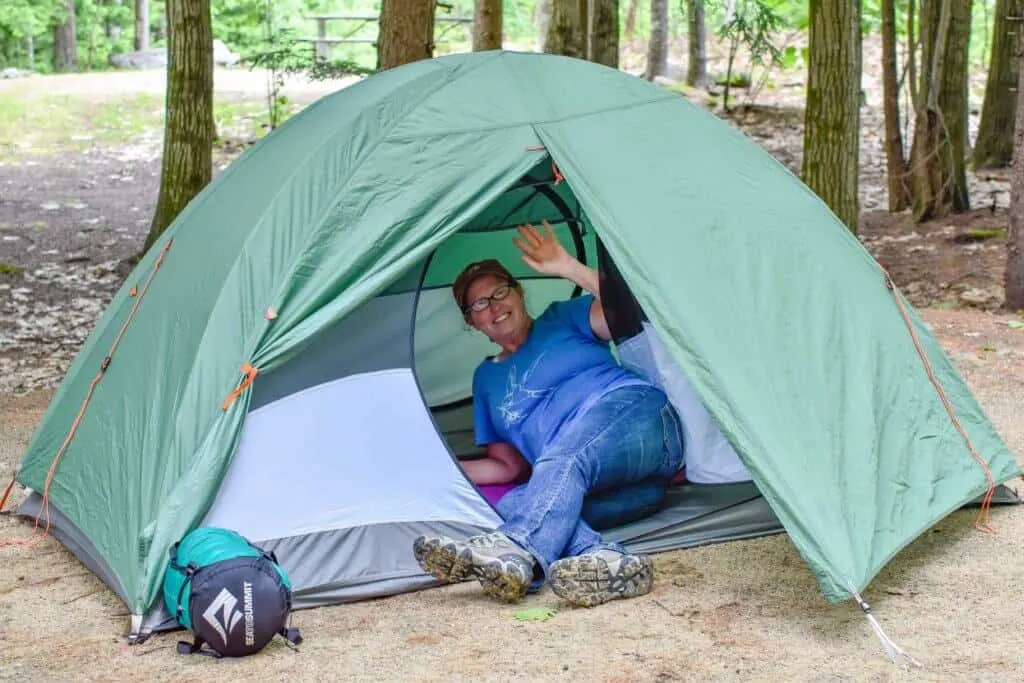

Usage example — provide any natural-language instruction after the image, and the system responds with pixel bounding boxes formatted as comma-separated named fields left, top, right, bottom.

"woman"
left=413, top=221, right=685, bottom=608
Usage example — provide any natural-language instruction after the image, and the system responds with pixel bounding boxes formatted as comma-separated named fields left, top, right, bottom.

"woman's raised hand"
left=513, top=221, right=574, bottom=276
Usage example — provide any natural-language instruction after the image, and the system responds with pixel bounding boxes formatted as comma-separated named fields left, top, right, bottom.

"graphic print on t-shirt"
left=497, top=351, right=552, bottom=428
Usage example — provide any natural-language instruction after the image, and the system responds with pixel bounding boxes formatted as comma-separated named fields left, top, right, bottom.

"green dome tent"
left=7, top=51, right=1019, bottom=642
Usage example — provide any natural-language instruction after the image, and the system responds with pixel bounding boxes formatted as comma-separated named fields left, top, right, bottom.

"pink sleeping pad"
left=477, top=483, right=517, bottom=506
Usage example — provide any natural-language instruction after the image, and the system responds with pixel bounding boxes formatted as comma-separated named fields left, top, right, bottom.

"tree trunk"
left=801, top=0, right=862, bottom=232
left=973, top=0, right=1022, bottom=168
left=644, top=0, right=668, bottom=80
left=882, top=0, right=910, bottom=211
left=106, top=0, right=124, bottom=40
left=624, top=0, right=639, bottom=39
left=685, top=0, right=707, bottom=87
left=908, top=0, right=919, bottom=110
left=1006, top=15, right=1024, bottom=309
left=472, top=0, right=502, bottom=50
left=144, top=0, right=214, bottom=253
left=136, top=0, right=150, bottom=50
left=909, top=0, right=972, bottom=222
left=377, top=0, right=436, bottom=70
left=53, top=0, right=77, bottom=73
left=578, top=0, right=589, bottom=59
left=589, top=0, right=618, bottom=67
left=536, top=0, right=552, bottom=51
left=545, top=0, right=584, bottom=58
left=154, top=13, right=167, bottom=43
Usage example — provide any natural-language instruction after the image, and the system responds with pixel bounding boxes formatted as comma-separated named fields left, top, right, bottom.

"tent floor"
left=604, top=480, right=1021, bottom=556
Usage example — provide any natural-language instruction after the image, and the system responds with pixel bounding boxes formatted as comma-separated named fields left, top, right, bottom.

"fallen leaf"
left=514, top=605, right=559, bottom=621
left=1006, top=321, right=1024, bottom=330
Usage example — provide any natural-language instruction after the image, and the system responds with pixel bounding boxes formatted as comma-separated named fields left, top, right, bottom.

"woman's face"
left=464, top=275, right=528, bottom=343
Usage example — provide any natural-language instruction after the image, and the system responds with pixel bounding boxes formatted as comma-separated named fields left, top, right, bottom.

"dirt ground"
left=1, top=310, right=1022, bottom=681
left=2, top=53, right=1024, bottom=681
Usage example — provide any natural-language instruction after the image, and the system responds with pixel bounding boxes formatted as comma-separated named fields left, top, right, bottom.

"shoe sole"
left=549, top=553, right=655, bottom=607
left=413, top=536, right=475, bottom=583
left=413, top=537, right=530, bottom=602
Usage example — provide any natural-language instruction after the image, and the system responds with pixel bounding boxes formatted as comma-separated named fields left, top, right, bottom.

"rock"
left=109, top=49, right=167, bottom=70
left=960, top=288, right=993, bottom=306
left=0, top=67, right=36, bottom=79
left=213, top=40, right=240, bottom=67
left=109, top=40, right=239, bottom=70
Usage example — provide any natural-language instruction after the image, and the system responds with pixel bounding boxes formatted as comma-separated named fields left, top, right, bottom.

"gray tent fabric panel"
left=965, top=483, right=1021, bottom=507
left=260, top=520, right=491, bottom=601
left=17, top=493, right=131, bottom=609
left=250, top=290, right=419, bottom=410
left=603, top=483, right=784, bottom=553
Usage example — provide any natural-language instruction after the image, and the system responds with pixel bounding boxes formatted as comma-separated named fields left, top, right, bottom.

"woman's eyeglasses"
left=464, top=283, right=513, bottom=313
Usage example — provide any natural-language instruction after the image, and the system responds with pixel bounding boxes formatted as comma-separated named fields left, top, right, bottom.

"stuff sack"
left=162, top=526, right=301, bottom=657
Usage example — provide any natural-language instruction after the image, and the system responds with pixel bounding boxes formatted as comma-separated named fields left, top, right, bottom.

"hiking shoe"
left=413, top=531, right=536, bottom=603
left=549, top=549, right=654, bottom=607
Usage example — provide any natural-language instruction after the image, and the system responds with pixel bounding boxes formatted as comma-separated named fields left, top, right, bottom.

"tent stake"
left=848, top=583, right=922, bottom=668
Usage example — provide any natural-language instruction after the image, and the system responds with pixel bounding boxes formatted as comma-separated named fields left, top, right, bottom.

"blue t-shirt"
left=472, top=294, right=649, bottom=463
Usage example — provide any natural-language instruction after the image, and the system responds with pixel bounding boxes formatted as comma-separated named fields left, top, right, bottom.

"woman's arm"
left=513, top=222, right=612, bottom=341
left=461, top=442, right=530, bottom=485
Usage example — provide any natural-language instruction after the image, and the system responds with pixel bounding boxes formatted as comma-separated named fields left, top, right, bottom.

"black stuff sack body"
left=162, top=526, right=301, bottom=657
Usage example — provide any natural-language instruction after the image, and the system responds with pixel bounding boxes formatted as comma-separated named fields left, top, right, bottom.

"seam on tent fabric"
left=380, top=94, right=678, bottom=143
left=503, top=50, right=558, bottom=121
left=254, top=511, right=499, bottom=548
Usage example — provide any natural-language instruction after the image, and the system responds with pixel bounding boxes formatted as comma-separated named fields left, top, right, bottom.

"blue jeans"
left=495, top=384, right=685, bottom=583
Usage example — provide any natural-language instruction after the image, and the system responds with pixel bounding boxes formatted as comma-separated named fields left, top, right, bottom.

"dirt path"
left=0, top=67, right=356, bottom=103
left=0, top=308, right=1022, bottom=682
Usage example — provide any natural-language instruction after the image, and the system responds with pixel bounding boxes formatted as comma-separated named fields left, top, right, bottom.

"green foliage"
left=513, top=605, right=559, bottom=621
left=244, top=26, right=372, bottom=129
left=710, top=0, right=788, bottom=111
left=716, top=0, right=786, bottom=67
left=75, top=0, right=136, bottom=70
left=0, top=0, right=1004, bottom=95
left=0, top=0, right=63, bottom=71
